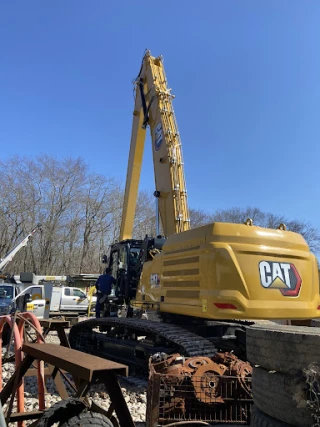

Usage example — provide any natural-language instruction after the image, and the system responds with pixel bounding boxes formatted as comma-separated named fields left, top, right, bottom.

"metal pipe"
left=163, top=422, right=211, bottom=427
left=155, top=196, right=160, bottom=236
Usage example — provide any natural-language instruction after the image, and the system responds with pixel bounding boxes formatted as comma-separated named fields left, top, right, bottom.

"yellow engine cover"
left=134, top=222, right=320, bottom=320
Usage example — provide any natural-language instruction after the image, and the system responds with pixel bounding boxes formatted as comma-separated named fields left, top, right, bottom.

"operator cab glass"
left=129, top=247, right=140, bottom=266
left=109, top=251, right=119, bottom=279
left=109, top=244, right=142, bottom=277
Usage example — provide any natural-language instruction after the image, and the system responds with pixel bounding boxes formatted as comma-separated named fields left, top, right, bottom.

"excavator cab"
left=104, top=239, right=143, bottom=304
left=102, top=235, right=166, bottom=314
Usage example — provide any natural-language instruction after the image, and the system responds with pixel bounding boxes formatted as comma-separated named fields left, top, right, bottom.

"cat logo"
left=259, top=261, right=302, bottom=297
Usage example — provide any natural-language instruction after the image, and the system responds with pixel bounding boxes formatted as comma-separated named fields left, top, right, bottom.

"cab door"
left=71, top=288, right=88, bottom=312
left=60, top=288, right=74, bottom=310
left=109, top=250, right=119, bottom=280
left=27, top=286, right=46, bottom=318
left=60, top=288, right=88, bottom=311
left=109, top=247, right=129, bottom=296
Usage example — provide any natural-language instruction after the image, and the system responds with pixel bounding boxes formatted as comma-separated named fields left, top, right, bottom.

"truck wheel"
left=37, top=398, right=115, bottom=427
left=252, top=367, right=313, bottom=426
left=250, top=405, right=294, bottom=427
left=37, top=398, right=87, bottom=427
left=61, top=412, right=114, bottom=427
left=247, top=324, right=320, bottom=374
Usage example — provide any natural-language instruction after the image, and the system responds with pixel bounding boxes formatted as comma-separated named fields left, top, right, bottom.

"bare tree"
left=79, top=175, right=122, bottom=273
left=0, top=154, right=318, bottom=275
left=133, top=191, right=157, bottom=239
left=189, top=208, right=214, bottom=228
left=286, top=220, right=320, bottom=254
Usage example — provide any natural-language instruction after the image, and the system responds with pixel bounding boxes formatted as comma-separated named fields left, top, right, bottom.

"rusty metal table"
left=39, top=319, right=71, bottom=348
left=0, top=343, right=135, bottom=427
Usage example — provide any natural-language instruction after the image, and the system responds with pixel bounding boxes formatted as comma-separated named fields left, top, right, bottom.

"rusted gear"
left=192, top=362, right=225, bottom=404
left=182, top=356, right=212, bottom=374
left=230, top=359, right=252, bottom=396
left=213, top=351, right=252, bottom=396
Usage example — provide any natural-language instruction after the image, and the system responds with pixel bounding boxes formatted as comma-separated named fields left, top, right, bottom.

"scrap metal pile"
left=147, top=352, right=253, bottom=426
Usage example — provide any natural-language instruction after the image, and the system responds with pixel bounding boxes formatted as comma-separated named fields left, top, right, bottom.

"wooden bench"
left=0, top=343, right=135, bottom=427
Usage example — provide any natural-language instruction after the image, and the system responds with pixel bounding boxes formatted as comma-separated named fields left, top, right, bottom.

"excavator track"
left=69, top=318, right=217, bottom=372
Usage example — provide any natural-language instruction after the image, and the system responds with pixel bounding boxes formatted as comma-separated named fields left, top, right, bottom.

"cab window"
left=129, top=247, right=140, bottom=266
left=64, top=288, right=71, bottom=296
left=119, top=246, right=127, bottom=270
left=110, top=251, right=119, bottom=279
left=72, top=289, right=86, bottom=298
left=31, top=287, right=42, bottom=300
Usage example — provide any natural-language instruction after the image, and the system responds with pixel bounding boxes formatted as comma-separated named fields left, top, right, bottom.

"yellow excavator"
left=69, top=50, right=320, bottom=368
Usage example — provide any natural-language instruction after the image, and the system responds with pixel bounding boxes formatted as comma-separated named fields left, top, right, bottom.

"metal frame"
left=0, top=315, right=135, bottom=427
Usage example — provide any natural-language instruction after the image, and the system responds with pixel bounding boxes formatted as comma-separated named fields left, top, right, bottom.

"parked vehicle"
left=50, top=286, right=90, bottom=313
left=0, top=280, right=92, bottom=319
left=0, top=282, right=52, bottom=319
left=0, top=283, right=25, bottom=315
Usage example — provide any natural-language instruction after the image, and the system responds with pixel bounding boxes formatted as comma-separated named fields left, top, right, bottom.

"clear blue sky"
left=1, top=1, right=319, bottom=230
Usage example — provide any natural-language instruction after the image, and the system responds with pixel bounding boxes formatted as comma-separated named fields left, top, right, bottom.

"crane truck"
left=0, top=224, right=41, bottom=274
left=0, top=224, right=43, bottom=315
left=69, top=50, right=320, bottom=369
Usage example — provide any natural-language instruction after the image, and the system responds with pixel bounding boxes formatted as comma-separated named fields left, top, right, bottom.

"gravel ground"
left=2, top=329, right=147, bottom=426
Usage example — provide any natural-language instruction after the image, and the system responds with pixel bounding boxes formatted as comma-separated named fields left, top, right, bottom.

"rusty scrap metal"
left=163, top=397, right=185, bottom=415
left=147, top=351, right=253, bottom=425
left=151, top=353, right=183, bottom=372
left=213, top=352, right=253, bottom=396
left=192, top=361, right=227, bottom=404
left=182, top=356, right=213, bottom=375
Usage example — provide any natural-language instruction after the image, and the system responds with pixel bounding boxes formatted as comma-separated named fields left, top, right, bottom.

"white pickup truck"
left=50, top=287, right=90, bottom=312
left=0, top=282, right=94, bottom=319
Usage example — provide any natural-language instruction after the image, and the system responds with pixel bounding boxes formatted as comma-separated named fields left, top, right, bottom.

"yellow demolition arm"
left=119, top=50, right=190, bottom=240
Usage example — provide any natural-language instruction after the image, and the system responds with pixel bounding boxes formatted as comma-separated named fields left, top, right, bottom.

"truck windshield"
left=0, top=286, right=13, bottom=299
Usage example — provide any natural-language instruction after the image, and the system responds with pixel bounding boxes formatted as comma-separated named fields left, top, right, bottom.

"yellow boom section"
left=119, top=50, right=190, bottom=240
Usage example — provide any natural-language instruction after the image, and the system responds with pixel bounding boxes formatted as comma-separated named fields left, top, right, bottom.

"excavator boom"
left=119, top=50, right=190, bottom=240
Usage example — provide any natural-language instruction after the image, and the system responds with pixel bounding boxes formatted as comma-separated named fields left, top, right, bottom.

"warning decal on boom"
left=154, top=123, right=163, bottom=151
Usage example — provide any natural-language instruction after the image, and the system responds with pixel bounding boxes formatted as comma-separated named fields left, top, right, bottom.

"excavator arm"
left=119, top=50, right=190, bottom=240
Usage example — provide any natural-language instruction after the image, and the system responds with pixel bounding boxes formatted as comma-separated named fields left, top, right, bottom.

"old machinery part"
left=192, top=362, right=226, bottom=404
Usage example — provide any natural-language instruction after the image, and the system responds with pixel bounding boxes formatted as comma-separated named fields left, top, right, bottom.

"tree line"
left=0, top=155, right=319, bottom=275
